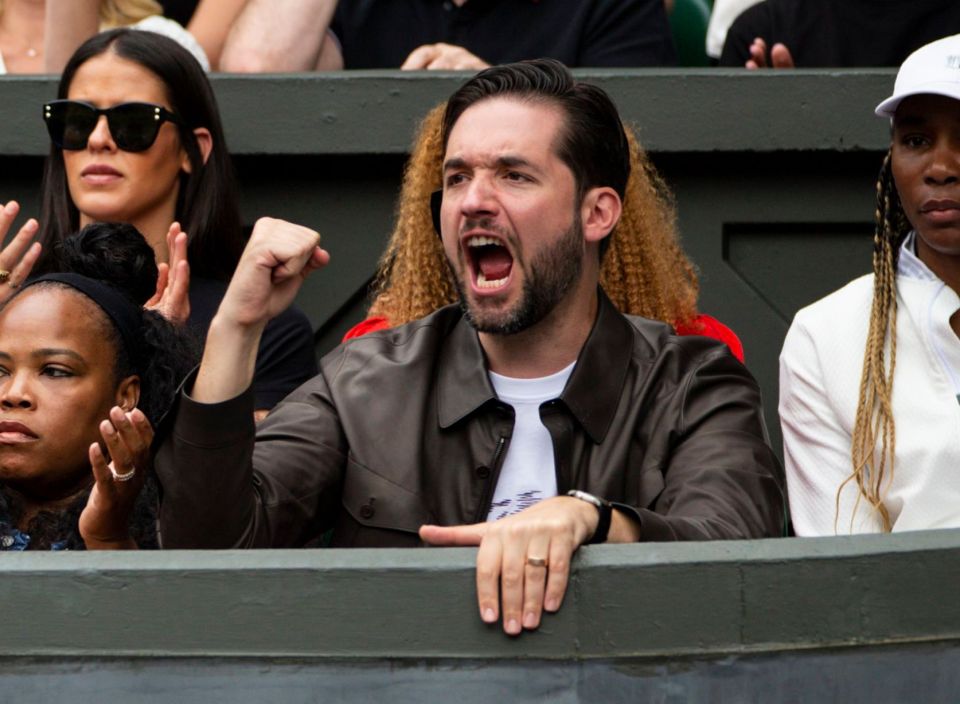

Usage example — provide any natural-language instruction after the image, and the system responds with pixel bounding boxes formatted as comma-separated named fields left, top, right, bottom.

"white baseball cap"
left=875, top=33, right=960, bottom=118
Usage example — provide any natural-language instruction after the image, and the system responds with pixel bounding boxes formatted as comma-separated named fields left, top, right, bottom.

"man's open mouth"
left=466, top=235, right=513, bottom=289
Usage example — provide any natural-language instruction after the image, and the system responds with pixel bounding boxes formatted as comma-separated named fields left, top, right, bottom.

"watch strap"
left=566, top=490, right=612, bottom=544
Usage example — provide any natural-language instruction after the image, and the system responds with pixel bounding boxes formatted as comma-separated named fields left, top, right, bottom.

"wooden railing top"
left=0, top=69, right=895, bottom=157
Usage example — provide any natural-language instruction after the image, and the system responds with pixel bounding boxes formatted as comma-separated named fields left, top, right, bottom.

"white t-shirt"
left=486, top=362, right=575, bottom=521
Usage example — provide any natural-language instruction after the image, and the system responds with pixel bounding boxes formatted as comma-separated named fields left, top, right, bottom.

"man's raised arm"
left=192, top=218, right=328, bottom=404
left=156, top=218, right=329, bottom=549
left=219, top=0, right=341, bottom=72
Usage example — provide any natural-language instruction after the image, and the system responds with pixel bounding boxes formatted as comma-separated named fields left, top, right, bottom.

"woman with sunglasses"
left=34, top=28, right=317, bottom=418
left=779, top=34, right=960, bottom=534
left=0, top=222, right=196, bottom=550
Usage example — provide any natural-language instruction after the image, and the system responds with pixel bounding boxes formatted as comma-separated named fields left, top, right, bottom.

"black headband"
left=24, top=273, right=142, bottom=360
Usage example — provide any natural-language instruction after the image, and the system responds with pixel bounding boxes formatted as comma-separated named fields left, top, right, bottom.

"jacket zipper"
left=474, top=435, right=508, bottom=523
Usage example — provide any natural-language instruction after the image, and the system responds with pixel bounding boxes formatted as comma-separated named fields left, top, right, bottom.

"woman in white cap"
left=780, top=33, right=960, bottom=535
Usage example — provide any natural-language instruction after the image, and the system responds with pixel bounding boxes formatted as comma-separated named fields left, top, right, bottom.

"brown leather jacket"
left=156, top=292, right=785, bottom=548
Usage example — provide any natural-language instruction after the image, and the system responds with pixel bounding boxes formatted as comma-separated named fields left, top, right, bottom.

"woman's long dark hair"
left=0, top=223, right=200, bottom=550
left=37, top=28, right=244, bottom=281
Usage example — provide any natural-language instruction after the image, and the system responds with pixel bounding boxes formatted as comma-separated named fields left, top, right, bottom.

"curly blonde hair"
left=369, top=103, right=700, bottom=327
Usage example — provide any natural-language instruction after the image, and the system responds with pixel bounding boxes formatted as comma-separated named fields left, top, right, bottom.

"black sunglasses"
left=43, top=100, right=182, bottom=152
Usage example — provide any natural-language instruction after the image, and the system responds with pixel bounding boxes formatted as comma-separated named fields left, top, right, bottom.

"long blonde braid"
left=842, top=150, right=911, bottom=532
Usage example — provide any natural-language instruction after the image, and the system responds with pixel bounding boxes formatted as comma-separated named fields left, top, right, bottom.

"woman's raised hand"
left=145, top=222, right=191, bottom=324
left=79, top=407, right=155, bottom=550
left=0, top=201, right=42, bottom=304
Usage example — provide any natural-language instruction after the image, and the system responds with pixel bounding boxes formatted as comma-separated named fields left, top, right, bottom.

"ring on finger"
left=526, top=556, right=548, bottom=568
left=0, top=269, right=9, bottom=284
left=111, top=466, right=136, bottom=482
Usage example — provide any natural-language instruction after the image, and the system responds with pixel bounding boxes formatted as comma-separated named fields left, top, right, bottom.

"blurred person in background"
left=220, top=0, right=676, bottom=72
left=44, top=0, right=249, bottom=72
left=720, top=0, right=960, bottom=68
left=0, top=0, right=208, bottom=74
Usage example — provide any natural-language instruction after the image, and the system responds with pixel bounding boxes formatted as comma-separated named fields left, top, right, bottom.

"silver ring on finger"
left=111, top=466, right=136, bottom=482
left=526, top=556, right=548, bottom=568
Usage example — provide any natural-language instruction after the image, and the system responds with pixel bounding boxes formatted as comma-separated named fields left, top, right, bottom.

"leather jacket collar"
left=437, top=289, right=633, bottom=443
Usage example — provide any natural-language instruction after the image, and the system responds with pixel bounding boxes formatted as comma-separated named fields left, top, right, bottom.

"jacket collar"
left=437, top=309, right=498, bottom=429
left=560, top=290, right=633, bottom=444
left=437, top=290, right=633, bottom=443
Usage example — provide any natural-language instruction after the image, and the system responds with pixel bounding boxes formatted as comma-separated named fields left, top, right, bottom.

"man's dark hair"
left=37, top=28, right=244, bottom=282
left=442, top=59, right=631, bottom=202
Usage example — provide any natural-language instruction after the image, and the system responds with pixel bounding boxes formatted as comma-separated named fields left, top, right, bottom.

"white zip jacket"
left=780, top=233, right=960, bottom=535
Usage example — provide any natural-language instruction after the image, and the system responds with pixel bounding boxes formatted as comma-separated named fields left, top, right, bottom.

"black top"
left=720, top=0, right=960, bottom=67
left=331, top=0, right=677, bottom=68
left=158, top=0, right=198, bottom=26
left=188, top=277, right=317, bottom=410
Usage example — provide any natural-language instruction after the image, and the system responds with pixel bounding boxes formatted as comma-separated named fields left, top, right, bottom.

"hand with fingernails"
left=419, top=494, right=639, bottom=636
left=145, top=222, right=191, bottom=325
left=78, top=406, right=154, bottom=550
left=0, top=201, right=42, bottom=299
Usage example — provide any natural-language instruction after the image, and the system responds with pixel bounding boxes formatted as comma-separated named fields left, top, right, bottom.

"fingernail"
left=483, top=608, right=496, bottom=623
left=523, top=612, right=537, bottom=629
left=506, top=619, right=520, bottom=635
left=544, top=598, right=558, bottom=612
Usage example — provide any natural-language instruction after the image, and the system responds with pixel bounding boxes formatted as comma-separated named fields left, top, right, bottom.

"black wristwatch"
left=566, top=490, right=612, bottom=544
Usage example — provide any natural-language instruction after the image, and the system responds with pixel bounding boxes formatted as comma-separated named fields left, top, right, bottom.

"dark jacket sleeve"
left=582, top=0, right=677, bottom=67
left=618, top=348, right=786, bottom=540
left=155, top=371, right=346, bottom=549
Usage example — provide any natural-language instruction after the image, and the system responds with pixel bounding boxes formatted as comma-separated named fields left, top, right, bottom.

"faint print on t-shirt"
left=488, top=490, right=544, bottom=522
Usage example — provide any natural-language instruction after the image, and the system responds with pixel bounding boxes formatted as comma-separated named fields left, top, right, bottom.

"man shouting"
left=156, top=60, right=784, bottom=636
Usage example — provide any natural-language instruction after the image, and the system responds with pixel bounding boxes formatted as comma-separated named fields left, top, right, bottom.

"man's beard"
left=454, top=216, right=584, bottom=336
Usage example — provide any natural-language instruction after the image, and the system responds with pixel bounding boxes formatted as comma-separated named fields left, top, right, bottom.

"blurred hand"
left=0, top=201, right=42, bottom=304
left=79, top=407, right=154, bottom=550
left=401, top=43, right=490, bottom=71
left=745, top=37, right=795, bottom=69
